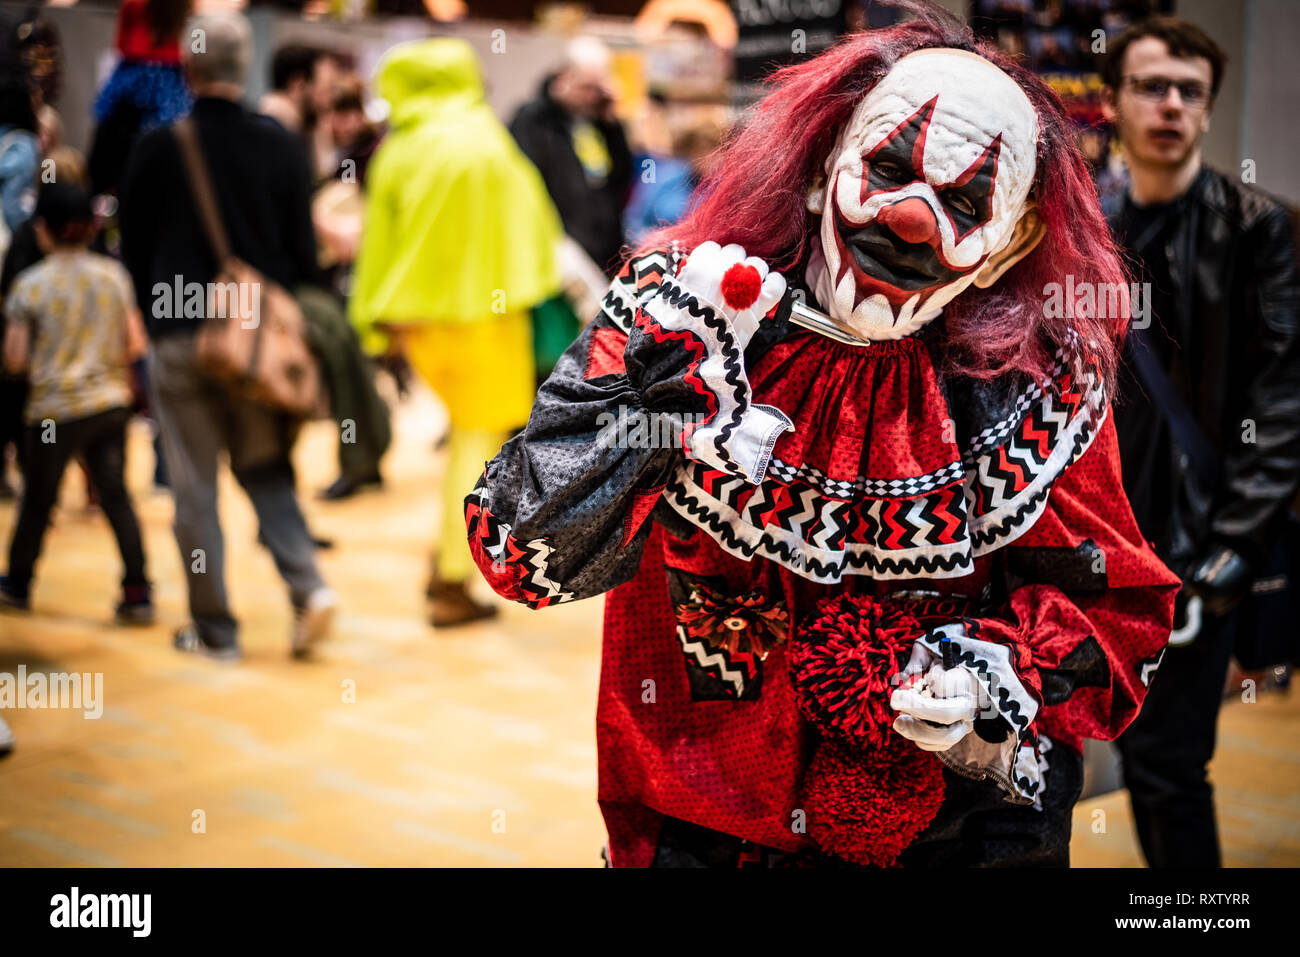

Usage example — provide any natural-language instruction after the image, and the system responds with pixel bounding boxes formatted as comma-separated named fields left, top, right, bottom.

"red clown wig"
left=645, top=0, right=1127, bottom=393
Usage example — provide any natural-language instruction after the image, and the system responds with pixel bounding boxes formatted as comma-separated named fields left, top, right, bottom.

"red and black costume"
left=465, top=14, right=1178, bottom=867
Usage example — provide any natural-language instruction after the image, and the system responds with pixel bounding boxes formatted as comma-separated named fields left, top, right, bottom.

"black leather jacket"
left=1106, top=166, right=1300, bottom=569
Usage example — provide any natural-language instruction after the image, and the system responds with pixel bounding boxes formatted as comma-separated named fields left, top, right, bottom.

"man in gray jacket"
left=120, top=12, right=335, bottom=660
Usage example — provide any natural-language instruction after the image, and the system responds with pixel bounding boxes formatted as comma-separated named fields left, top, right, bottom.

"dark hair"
left=0, top=70, right=35, bottom=132
left=145, top=0, right=192, bottom=47
left=1102, top=15, right=1228, bottom=98
left=36, top=183, right=94, bottom=245
left=331, top=74, right=366, bottom=113
left=271, top=44, right=327, bottom=92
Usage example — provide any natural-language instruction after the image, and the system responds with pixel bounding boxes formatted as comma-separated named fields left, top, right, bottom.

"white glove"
left=675, top=241, right=787, bottom=351
left=644, top=241, right=793, bottom=484
left=890, top=642, right=992, bottom=752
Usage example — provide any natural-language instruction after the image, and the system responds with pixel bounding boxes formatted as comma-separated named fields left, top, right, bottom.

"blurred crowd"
left=0, top=0, right=751, bottom=785
left=0, top=0, right=718, bottom=659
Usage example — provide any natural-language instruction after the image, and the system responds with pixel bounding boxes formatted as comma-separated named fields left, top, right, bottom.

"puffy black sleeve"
left=464, top=248, right=709, bottom=606
left=466, top=242, right=796, bottom=607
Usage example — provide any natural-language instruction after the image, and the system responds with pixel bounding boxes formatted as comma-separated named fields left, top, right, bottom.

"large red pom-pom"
left=720, top=263, right=762, bottom=310
left=789, top=593, right=920, bottom=748
left=790, top=593, right=945, bottom=866
left=803, top=736, right=946, bottom=867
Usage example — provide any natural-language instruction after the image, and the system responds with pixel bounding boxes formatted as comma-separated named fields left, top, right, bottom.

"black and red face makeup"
left=808, top=50, right=1040, bottom=339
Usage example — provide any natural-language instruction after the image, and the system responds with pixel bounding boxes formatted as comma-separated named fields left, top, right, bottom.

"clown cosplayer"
left=465, top=7, right=1179, bottom=867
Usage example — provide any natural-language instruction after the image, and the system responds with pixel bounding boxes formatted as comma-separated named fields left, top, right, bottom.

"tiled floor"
left=0, top=387, right=1295, bottom=866
left=1072, top=687, right=1300, bottom=866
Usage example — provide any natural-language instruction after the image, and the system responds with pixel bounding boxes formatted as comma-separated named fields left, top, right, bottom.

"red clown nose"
left=875, top=197, right=939, bottom=246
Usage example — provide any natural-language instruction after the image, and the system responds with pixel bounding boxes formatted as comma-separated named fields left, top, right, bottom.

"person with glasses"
left=1101, top=16, right=1300, bottom=867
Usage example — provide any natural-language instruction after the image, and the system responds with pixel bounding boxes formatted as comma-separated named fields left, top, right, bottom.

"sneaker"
left=291, top=587, right=337, bottom=658
left=115, top=585, right=155, bottom=626
left=0, top=576, right=29, bottom=612
left=0, top=715, right=13, bottom=758
left=173, top=625, right=241, bottom=662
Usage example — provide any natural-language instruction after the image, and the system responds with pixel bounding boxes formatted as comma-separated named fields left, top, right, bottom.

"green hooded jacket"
left=349, top=38, right=562, bottom=349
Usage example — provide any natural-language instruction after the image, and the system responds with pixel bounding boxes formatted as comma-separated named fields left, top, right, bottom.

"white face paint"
left=806, top=49, right=1039, bottom=339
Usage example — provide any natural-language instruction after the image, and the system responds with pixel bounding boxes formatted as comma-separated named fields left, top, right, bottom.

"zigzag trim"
left=600, top=286, right=637, bottom=333
left=969, top=397, right=1107, bottom=555
left=602, top=248, right=676, bottom=333
left=661, top=371, right=1104, bottom=584
left=961, top=340, right=1073, bottom=464
left=608, top=250, right=1104, bottom=594
left=962, top=378, right=1048, bottom=464
left=646, top=275, right=751, bottom=480
left=676, top=625, right=748, bottom=696
left=662, top=474, right=974, bottom=583
left=465, top=479, right=575, bottom=608
left=632, top=293, right=717, bottom=448
left=919, top=622, right=1037, bottom=737
left=1016, top=733, right=1048, bottom=805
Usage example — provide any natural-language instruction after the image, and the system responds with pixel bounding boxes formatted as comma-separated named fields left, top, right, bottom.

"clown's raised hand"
left=639, top=241, right=793, bottom=485
left=674, top=242, right=787, bottom=349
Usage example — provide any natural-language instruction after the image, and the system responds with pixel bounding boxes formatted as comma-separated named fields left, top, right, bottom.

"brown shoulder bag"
left=172, top=117, right=323, bottom=417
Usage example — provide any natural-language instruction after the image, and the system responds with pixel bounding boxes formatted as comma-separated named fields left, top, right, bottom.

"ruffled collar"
left=661, top=267, right=1108, bottom=583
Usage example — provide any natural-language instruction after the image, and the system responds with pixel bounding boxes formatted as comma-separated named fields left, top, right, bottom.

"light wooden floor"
left=0, top=386, right=1296, bottom=866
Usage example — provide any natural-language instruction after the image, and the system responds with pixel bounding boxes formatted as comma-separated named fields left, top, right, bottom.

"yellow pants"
left=404, top=314, right=534, bottom=582
left=403, top=313, right=534, bottom=433
left=433, top=428, right=504, bottom=581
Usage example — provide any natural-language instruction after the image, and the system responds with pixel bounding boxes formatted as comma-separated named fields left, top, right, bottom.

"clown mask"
left=806, top=48, right=1045, bottom=340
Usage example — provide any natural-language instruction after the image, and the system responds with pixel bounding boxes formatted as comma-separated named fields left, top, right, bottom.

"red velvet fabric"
left=751, top=334, right=959, bottom=486
left=595, top=414, right=1178, bottom=865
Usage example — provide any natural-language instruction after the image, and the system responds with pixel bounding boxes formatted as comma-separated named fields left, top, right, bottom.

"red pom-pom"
left=720, top=263, right=762, bottom=310
left=803, top=736, right=946, bottom=867
left=789, top=594, right=919, bottom=748
left=790, top=593, right=945, bottom=866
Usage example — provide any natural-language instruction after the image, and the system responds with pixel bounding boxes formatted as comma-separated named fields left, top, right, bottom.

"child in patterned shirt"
left=0, top=183, right=152, bottom=622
